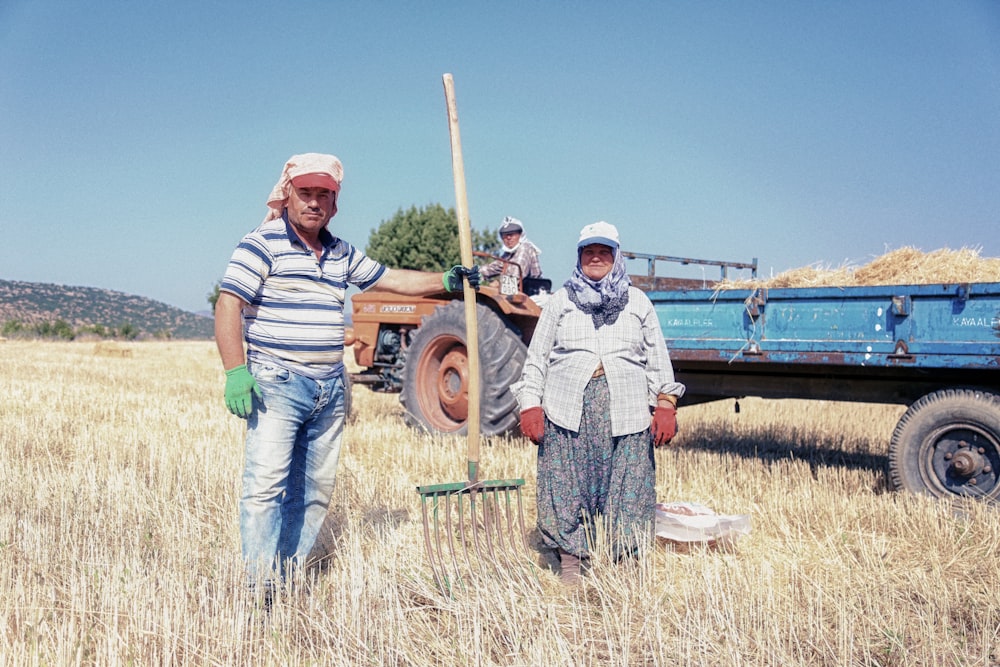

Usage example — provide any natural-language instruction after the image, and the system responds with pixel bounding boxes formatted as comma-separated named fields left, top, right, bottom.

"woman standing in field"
left=512, top=222, right=685, bottom=585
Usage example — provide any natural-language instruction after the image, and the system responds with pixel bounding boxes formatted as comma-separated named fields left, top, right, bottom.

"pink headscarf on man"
left=263, top=153, right=344, bottom=223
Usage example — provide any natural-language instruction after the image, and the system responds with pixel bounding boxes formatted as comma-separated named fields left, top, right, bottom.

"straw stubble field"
left=2, top=340, right=999, bottom=666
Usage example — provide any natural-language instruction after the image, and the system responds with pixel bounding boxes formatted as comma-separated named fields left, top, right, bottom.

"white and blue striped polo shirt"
left=220, top=215, right=386, bottom=379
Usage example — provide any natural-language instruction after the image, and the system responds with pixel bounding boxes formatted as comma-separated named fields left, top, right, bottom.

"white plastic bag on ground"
left=654, top=501, right=751, bottom=544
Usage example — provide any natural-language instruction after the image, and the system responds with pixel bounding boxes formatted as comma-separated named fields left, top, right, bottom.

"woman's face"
left=579, top=243, right=615, bottom=281
left=500, top=231, right=521, bottom=249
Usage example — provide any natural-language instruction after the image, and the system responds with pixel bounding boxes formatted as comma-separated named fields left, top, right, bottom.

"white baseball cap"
left=577, top=221, right=620, bottom=250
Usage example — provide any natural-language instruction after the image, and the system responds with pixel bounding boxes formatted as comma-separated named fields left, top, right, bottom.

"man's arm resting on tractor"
left=371, top=268, right=452, bottom=296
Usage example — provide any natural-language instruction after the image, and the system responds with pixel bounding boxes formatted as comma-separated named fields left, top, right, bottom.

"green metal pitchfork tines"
left=416, top=478, right=533, bottom=594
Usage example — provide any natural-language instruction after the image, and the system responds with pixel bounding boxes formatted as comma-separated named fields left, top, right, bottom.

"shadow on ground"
left=678, top=426, right=892, bottom=493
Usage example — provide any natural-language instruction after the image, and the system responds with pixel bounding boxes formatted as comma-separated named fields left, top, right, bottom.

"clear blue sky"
left=2, top=1, right=998, bottom=313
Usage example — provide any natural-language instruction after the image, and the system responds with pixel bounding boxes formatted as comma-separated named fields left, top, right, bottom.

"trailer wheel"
left=888, top=389, right=1000, bottom=501
left=401, top=300, right=527, bottom=436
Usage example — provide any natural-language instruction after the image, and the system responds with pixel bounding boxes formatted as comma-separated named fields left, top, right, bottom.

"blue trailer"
left=626, top=251, right=1000, bottom=502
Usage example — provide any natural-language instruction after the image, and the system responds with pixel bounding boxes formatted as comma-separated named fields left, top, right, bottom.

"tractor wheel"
left=888, top=388, right=1000, bottom=502
left=400, top=300, right=527, bottom=436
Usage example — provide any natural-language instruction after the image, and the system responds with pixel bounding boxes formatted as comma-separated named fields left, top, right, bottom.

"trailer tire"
left=401, top=300, right=527, bottom=436
left=888, top=388, right=1000, bottom=502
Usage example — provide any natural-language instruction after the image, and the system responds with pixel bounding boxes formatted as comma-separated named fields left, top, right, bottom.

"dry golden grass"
left=2, top=340, right=999, bottom=666
left=719, top=246, right=1000, bottom=289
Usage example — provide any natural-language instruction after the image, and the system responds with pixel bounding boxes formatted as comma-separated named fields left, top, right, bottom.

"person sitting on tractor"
left=481, top=216, right=543, bottom=287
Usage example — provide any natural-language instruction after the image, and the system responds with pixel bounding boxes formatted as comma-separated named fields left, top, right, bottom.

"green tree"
left=2, top=320, right=25, bottom=337
left=366, top=204, right=500, bottom=271
left=117, top=323, right=139, bottom=340
left=34, top=320, right=75, bottom=340
left=473, top=226, right=502, bottom=258
left=207, top=281, right=221, bottom=313
left=53, top=320, right=75, bottom=340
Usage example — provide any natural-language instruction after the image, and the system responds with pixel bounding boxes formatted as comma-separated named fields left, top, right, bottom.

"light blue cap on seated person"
left=577, top=221, right=620, bottom=250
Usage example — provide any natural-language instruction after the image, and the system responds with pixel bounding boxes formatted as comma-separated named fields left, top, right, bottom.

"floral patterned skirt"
left=536, top=375, right=655, bottom=559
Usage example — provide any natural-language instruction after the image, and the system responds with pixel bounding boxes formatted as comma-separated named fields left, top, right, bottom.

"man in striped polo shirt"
left=215, top=153, right=479, bottom=595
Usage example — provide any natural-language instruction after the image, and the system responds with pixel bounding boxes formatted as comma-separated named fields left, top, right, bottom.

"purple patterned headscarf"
left=564, top=246, right=631, bottom=328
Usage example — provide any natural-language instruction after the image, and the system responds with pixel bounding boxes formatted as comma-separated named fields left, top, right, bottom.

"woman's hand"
left=651, top=406, right=677, bottom=446
left=519, top=406, right=545, bottom=444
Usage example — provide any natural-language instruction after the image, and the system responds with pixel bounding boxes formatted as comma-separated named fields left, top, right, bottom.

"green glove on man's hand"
left=224, top=364, right=261, bottom=418
left=442, top=265, right=482, bottom=292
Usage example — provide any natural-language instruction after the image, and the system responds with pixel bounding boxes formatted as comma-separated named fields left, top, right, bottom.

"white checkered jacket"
left=511, top=286, right=685, bottom=437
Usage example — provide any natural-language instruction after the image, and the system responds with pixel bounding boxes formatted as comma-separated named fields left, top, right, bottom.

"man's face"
left=500, top=231, right=521, bottom=249
left=286, top=185, right=337, bottom=236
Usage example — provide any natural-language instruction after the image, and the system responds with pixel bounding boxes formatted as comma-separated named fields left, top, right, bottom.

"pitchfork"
left=415, top=74, right=535, bottom=594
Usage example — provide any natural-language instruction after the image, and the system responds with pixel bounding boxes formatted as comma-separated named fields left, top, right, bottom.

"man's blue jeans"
left=241, top=359, right=346, bottom=583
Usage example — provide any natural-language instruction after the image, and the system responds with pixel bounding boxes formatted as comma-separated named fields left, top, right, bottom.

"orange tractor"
left=345, top=253, right=550, bottom=436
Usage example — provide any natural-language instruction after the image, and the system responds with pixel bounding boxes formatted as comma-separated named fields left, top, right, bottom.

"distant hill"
left=0, top=279, right=214, bottom=339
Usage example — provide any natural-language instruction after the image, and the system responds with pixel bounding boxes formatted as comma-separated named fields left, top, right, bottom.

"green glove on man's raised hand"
left=224, top=364, right=261, bottom=418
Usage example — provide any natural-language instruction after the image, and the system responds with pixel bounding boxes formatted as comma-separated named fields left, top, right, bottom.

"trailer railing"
left=621, top=251, right=758, bottom=281
left=622, top=251, right=758, bottom=291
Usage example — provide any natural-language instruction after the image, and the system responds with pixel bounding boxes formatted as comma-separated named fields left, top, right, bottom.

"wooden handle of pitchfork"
left=443, top=73, right=481, bottom=484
